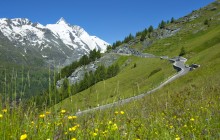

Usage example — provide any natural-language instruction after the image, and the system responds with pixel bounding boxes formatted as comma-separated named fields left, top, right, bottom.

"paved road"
left=76, top=57, right=191, bottom=116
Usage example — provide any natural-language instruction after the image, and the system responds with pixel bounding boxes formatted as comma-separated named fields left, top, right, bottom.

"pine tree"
left=95, top=65, right=106, bottom=81
left=79, top=55, right=89, bottom=65
left=124, top=33, right=134, bottom=43
left=135, top=31, right=142, bottom=37
left=107, top=45, right=112, bottom=51
left=159, top=20, right=166, bottom=29
left=140, top=28, right=148, bottom=41
left=148, top=25, right=154, bottom=32
left=171, top=17, right=175, bottom=23
left=140, top=33, right=146, bottom=41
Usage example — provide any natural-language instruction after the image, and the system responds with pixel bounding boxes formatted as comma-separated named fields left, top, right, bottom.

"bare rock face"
left=151, top=28, right=181, bottom=39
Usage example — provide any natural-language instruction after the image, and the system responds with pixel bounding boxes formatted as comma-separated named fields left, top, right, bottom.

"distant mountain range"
left=0, top=17, right=109, bottom=66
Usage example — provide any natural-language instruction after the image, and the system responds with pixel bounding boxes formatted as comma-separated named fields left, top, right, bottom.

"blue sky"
left=0, top=0, right=215, bottom=44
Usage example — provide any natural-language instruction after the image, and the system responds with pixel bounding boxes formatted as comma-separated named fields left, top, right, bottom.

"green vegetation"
left=158, top=20, right=166, bottom=29
left=123, top=33, right=135, bottom=44
left=0, top=64, right=50, bottom=101
left=171, top=17, right=175, bottom=23
left=109, top=25, right=154, bottom=50
left=179, top=47, right=186, bottom=56
left=0, top=1, right=220, bottom=139
left=204, top=19, right=209, bottom=25
left=54, top=56, right=176, bottom=112
left=59, top=63, right=120, bottom=102
left=60, top=49, right=101, bottom=79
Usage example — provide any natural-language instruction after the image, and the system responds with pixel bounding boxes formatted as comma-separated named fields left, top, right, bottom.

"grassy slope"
left=48, top=1, right=220, bottom=139
left=114, top=45, right=220, bottom=139
left=55, top=56, right=176, bottom=112
left=145, top=1, right=220, bottom=57
left=55, top=1, right=220, bottom=113
left=76, top=3, right=220, bottom=139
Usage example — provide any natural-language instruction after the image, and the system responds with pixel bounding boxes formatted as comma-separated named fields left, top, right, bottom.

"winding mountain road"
left=76, top=57, right=191, bottom=116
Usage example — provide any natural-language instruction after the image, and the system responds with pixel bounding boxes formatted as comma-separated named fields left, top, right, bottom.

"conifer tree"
left=171, top=17, right=175, bottom=23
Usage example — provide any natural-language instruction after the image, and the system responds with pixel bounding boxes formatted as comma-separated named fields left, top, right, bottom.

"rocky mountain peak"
left=56, top=17, right=68, bottom=25
left=0, top=17, right=109, bottom=66
left=11, top=18, right=32, bottom=26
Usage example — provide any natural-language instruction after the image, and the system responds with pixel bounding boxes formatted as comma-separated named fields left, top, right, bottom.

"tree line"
left=107, top=33, right=135, bottom=51
left=59, top=49, right=101, bottom=79
left=107, top=17, right=176, bottom=51
left=60, top=63, right=120, bottom=100
left=32, top=63, right=120, bottom=109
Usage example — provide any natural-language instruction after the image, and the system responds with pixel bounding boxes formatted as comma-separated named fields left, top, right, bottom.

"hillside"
left=0, top=18, right=109, bottom=101
left=51, top=1, right=220, bottom=139
left=0, top=1, right=219, bottom=139
left=55, top=0, right=220, bottom=111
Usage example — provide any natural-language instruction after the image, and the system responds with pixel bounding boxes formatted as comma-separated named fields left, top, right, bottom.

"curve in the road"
left=76, top=56, right=191, bottom=116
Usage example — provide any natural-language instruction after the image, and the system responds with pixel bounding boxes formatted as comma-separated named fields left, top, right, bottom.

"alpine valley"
left=0, top=17, right=109, bottom=99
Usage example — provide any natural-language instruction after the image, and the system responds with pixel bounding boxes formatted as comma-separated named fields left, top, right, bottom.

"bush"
left=204, top=19, right=209, bottom=26
left=179, top=47, right=186, bottom=56
left=133, top=63, right=137, bottom=68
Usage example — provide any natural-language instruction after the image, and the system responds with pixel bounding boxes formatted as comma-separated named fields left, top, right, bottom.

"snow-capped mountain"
left=0, top=17, right=109, bottom=66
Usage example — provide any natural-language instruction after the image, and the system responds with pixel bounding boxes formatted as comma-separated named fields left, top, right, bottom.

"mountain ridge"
left=0, top=17, right=109, bottom=66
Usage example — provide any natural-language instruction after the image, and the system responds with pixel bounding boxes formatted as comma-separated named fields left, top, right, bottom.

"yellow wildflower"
left=183, top=124, right=187, bottom=128
left=175, top=134, right=181, bottom=140
left=46, top=111, right=51, bottom=115
left=76, top=124, right=80, bottom=128
left=39, top=114, right=45, bottom=118
left=108, top=121, right=112, bottom=125
left=69, top=126, right=77, bottom=132
left=20, top=134, right=27, bottom=140
left=61, top=109, right=66, bottom=113
left=68, top=116, right=77, bottom=120
left=102, top=130, right=108, bottom=135
left=170, top=125, right=173, bottom=129
left=71, top=138, right=76, bottom=140
left=2, top=109, right=7, bottom=113
left=0, top=114, right=3, bottom=118
left=190, top=118, right=195, bottom=121
left=92, top=132, right=97, bottom=137
left=120, top=111, right=125, bottom=115
left=112, top=123, right=118, bottom=131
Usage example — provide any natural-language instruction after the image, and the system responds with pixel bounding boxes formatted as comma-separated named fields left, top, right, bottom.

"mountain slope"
left=0, top=1, right=219, bottom=139
left=53, top=0, right=220, bottom=124
left=50, top=1, right=220, bottom=139
left=0, top=17, right=109, bottom=66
